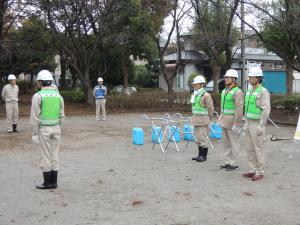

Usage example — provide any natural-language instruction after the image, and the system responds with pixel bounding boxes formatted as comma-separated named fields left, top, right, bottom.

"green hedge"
left=60, top=90, right=85, bottom=103
left=271, top=94, right=300, bottom=111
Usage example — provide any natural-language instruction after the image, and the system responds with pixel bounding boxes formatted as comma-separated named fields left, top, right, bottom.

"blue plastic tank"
left=168, top=127, right=180, bottom=142
left=210, top=123, right=222, bottom=139
left=183, top=124, right=195, bottom=141
left=152, top=127, right=163, bottom=143
left=132, top=127, right=144, bottom=145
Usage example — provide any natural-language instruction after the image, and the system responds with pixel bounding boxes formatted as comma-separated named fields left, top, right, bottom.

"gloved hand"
left=32, top=135, right=39, bottom=145
left=232, top=125, right=243, bottom=135
left=256, top=126, right=264, bottom=136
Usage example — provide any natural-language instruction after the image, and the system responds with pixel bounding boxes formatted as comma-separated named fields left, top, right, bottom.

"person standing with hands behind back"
left=243, top=67, right=270, bottom=181
left=190, top=75, right=214, bottom=162
left=30, top=70, right=64, bottom=189
left=217, top=69, right=244, bottom=171
left=93, top=77, right=107, bottom=121
left=2, top=74, right=19, bottom=133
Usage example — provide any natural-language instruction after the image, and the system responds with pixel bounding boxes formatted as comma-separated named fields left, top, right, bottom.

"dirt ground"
left=0, top=111, right=300, bottom=225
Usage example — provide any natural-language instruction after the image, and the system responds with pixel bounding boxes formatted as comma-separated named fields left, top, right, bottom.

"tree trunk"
left=30, top=74, right=34, bottom=87
left=72, top=65, right=94, bottom=105
left=60, top=54, right=67, bottom=90
left=212, top=60, right=221, bottom=93
left=286, top=65, right=294, bottom=95
left=122, top=56, right=129, bottom=88
left=166, top=78, right=174, bottom=104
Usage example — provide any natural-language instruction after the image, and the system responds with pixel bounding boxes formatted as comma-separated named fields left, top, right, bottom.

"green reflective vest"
left=245, top=85, right=263, bottom=120
left=192, top=89, right=208, bottom=115
left=221, top=86, right=239, bottom=115
left=39, top=89, right=61, bottom=126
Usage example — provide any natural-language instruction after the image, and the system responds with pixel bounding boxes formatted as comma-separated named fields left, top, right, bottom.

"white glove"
left=32, top=135, right=39, bottom=145
left=256, top=126, right=264, bottom=136
left=232, top=125, right=243, bottom=135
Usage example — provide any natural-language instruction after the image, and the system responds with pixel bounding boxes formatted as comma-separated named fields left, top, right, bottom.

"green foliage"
left=17, top=80, right=31, bottom=94
left=60, top=90, right=85, bottom=103
left=271, top=94, right=300, bottom=112
left=0, top=16, right=56, bottom=76
left=133, top=60, right=159, bottom=88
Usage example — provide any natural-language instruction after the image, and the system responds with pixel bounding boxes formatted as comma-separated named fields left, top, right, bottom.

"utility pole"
left=241, top=1, right=246, bottom=90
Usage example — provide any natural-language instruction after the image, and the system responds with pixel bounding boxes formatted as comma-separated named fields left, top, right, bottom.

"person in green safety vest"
left=190, top=75, right=214, bottom=162
left=217, top=69, right=244, bottom=171
left=30, top=70, right=65, bottom=189
left=242, top=67, right=270, bottom=181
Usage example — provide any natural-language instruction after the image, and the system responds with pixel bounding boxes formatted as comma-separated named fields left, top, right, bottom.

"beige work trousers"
left=222, top=128, right=240, bottom=166
left=244, top=121, right=265, bottom=175
left=38, top=125, right=62, bottom=172
left=194, top=126, right=209, bottom=148
left=5, top=101, right=19, bottom=131
left=95, top=99, right=106, bottom=120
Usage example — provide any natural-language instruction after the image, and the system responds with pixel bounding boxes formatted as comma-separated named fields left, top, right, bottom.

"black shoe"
left=202, top=147, right=208, bottom=160
left=52, top=170, right=58, bottom=189
left=220, top=164, right=230, bottom=169
left=13, top=124, right=18, bottom=132
left=196, top=156, right=207, bottom=162
left=226, top=165, right=239, bottom=171
left=36, top=172, right=52, bottom=189
left=192, top=146, right=203, bottom=160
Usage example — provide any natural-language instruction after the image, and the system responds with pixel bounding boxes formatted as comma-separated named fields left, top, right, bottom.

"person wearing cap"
left=190, top=75, right=214, bottom=162
left=93, top=77, right=107, bottom=121
left=242, top=67, right=270, bottom=181
left=217, top=69, right=244, bottom=171
left=1, top=74, right=19, bottom=133
left=30, top=70, right=65, bottom=189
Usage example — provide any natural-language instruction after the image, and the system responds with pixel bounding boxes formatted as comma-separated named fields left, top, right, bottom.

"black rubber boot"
left=36, top=171, right=52, bottom=189
left=197, top=147, right=208, bottom=162
left=52, top=170, right=58, bottom=189
left=13, top=124, right=18, bottom=132
left=192, top=146, right=202, bottom=160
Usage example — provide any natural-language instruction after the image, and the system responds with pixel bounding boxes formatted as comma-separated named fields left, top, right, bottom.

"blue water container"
left=210, top=123, right=222, bottom=139
left=132, top=127, right=144, bottom=145
left=183, top=124, right=194, bottom=141
left=152, top=127, right=163, bottom=143
left=168, top=127, right=180, bottom=142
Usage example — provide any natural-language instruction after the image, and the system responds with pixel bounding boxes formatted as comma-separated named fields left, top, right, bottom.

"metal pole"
left=241, top=1, right=246, bottom=91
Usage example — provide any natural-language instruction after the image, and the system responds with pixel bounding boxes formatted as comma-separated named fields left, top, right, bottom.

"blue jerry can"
left=183, top=124, right=194, bottom=141
left=152, top=127, right=163, bottom=143
left=132, top=127, right=144, bottom=145
left=168, top=127, right=180, bottom=142
left=210, top=123, right=222, bottom=139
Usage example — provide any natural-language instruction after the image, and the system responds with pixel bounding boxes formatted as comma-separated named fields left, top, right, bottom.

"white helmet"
left=8, top=74, right=17, bottom=80
left=98, top=77, right=103, bottom=82
left=224, top=69, right=238, bottom=78
left=193, top=75, right=206, bottom=84
left=248, top=67, right=263, bottom=77
left=37, top=70, right=53, bottom=81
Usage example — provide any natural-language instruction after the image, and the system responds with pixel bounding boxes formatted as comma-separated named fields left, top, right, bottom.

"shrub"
left=60, top=90, right=85, bottom=103
left=17, top=80, right=32, bottom=94
left=271, top=94, right=300, bottom=112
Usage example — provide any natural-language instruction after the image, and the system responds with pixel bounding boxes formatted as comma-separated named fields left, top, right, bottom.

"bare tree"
left=191, top=0, right=240, bottom=93
left=235, top=0, right=300, bottom=94
left=151, top=0, right=190, bottom=103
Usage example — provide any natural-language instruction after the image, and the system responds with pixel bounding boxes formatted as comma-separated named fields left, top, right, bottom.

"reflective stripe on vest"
left=39, top=89, right=61, bottom=126
left=245, top=85, right=263, bottom=120
left=192, top=89, right=208, bottom=115
left=221, top=87, right=239, bottom=115
left=95, top=86, right=105, bottom=99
